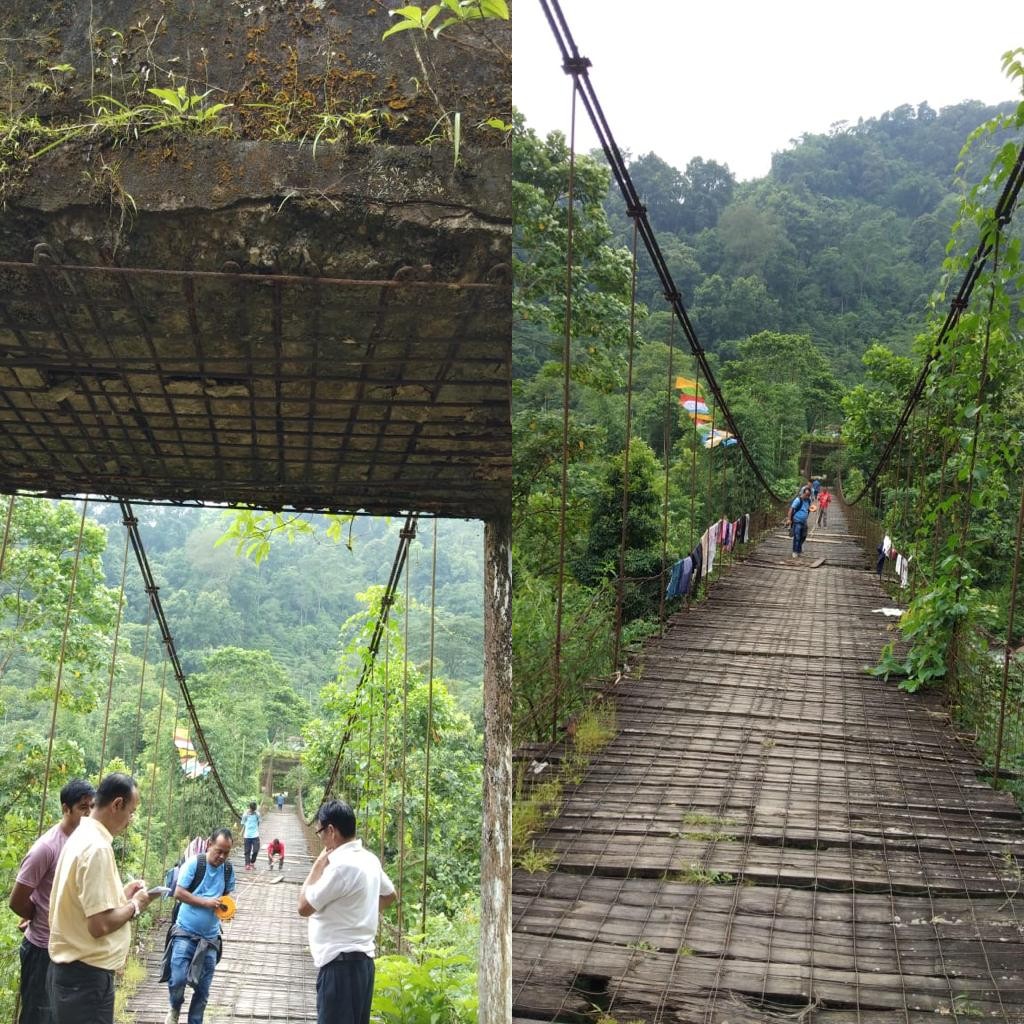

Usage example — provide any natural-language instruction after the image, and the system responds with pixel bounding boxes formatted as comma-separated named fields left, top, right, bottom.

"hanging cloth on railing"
left=702, top=525, right=719, bottom=577
left=666, top=556, right=694, bottom=600
left=895, top=553, right=911, bottom=588
left=688, top=542, right=703, bottom=594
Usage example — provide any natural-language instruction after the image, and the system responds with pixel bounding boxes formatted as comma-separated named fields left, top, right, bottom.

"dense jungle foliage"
left=512, top=71, right=1024, bottom=757
left=839, top=54, right=1024, bottom=801
left=0, top=501, right=486, bottom=1017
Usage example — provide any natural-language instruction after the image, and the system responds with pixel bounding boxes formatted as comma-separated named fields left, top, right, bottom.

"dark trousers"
left=49, top=961, right=115, bottom=1024
left=243, top=837, right=260, bottom=865
left=316, top=957, right=375, bottom=1024
left=792, top=520, right=808, bottom=554
left=18, top=938, right=52, bottom=1024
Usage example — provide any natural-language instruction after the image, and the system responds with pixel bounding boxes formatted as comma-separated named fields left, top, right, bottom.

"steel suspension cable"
left=659, top=314, right=676, bottom=634
left=849, top=142, right=1024, bottom=504
left=948, top=228, right=1001, bottom=688
left=163, top=698, right=181, bottom=876
left=552, top=78, right=579, bottom=740
left=994, top=475, right=1024, bottom=785
left=131, top=603, right=153, bottom=771
left=705, top=395, right=716, bottom=594
left=364, top=658, right=375, bottom=837
left=539, top=0, right=782, bottom=503
left=690, top=359, right=700, bottom=559
left=929, top=348, right=960, bottom=580
left=612, top=218, right=640, bottom=670
left=37, top=498, right=89, bottom=837
left=396, top=551, right=411, bottom=948
left=118, top=499, right=242, bottom=821
left=142, top=657, right=169, bottom=879
left=380, top=628, right=390, bottom=863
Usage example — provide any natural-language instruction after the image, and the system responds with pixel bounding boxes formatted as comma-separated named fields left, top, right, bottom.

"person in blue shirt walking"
left=787, top=485, right=813, bottom=558
left=164, top=829, right=235, bottom=1024
left=240, top=803, right=260, bottom=871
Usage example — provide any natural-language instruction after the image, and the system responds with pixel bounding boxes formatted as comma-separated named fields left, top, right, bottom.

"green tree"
left=302, top=587, right=482, bottom=924
left=0, top=499, right=119, bottom=714
left=577, top=439, right=664, bottom=624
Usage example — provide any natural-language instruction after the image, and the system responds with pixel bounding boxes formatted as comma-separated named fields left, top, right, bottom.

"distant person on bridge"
left=240, top=802, right=261, bottom=871
left=817, top=487, right=831, bottom=527
left=8, top=778, right=96, bottom=1024
left=162, top=828, right=235, bottom=1024
left=298, top=800, right=397, bottom=1024
left=787, top=485, right=812, bottom=559
left=47, top=773, right=156, bottom=1024
left=267, top=838, right=285, bottom=870
left=276, top=793, right=285, bottom=812
left=811, top=477, right=821, bottom=503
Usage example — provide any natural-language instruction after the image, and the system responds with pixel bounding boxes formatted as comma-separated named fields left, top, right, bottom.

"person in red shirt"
left=267, top=838, right=285, bottom=871
left=817, top=487, right=832, bottom=528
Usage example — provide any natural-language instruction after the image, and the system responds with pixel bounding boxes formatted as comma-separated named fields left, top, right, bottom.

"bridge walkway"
left=512, top=504, right=1024, bottom=1022
left=127, top=803, right=318, bottom=1024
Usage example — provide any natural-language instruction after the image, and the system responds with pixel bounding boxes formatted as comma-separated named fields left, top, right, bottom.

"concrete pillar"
left=480, top=513, right=511, bottom=1023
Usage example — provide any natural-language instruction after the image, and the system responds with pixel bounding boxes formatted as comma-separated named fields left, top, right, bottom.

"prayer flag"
left=675, top=376, right=702, bottom=393
left=703, top=429, right=737, bottom=449
left=173, top=725, right=195, bottom=756
left=679, top=393, right=710, bottom=414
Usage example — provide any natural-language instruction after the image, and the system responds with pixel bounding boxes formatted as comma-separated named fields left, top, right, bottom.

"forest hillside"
left=611, top=99, right=1018, bottom=377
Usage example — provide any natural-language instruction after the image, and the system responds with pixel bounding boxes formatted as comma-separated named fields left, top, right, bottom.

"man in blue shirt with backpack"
left=162, top=829, right=235, bottom=1024
left=787, top=485, right=813, bottom=559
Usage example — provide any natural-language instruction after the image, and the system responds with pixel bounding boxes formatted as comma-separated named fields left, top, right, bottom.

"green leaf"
left=382, top=19, right=422, bottom=39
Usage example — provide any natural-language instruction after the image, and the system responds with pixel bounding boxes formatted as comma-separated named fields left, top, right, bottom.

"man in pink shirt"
left=8, top=779, right=96, bottom=1024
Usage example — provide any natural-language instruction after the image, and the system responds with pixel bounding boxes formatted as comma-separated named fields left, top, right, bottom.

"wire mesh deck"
left=512, top=504, right=1024, bottom=1022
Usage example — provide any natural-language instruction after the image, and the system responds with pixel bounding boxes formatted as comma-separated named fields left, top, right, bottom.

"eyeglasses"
left=315, top=824, right=329, bottom=836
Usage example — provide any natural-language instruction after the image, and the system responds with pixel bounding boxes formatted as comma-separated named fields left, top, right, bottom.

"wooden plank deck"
left=126, top=804, right=319, bottom=1023
left=513, top=505, right=1024, bottom=1022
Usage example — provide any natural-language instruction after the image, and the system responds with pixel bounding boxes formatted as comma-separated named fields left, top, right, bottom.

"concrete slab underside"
left=0, top=143, right=511, bottom=518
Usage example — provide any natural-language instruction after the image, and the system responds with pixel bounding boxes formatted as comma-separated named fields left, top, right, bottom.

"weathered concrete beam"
left=1, top=0, right=510, bottom=149
left=1, top=139, right=510, bottom=279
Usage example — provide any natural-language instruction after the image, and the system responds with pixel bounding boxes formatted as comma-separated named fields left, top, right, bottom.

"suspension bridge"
left=510, top=2, right=1024, bottom=1018
left=0, top=11, right=514, bottom=1006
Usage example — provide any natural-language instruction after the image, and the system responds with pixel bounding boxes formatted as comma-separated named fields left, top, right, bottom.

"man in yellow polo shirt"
left=48, top=773, right=156, bottom=1024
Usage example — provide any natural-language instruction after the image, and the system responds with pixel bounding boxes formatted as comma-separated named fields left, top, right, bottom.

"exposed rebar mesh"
left=0, top=258, right=511, bottom=518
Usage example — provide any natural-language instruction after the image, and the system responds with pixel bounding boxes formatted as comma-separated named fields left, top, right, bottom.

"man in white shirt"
left=297, top=800, right=396, bottom=1024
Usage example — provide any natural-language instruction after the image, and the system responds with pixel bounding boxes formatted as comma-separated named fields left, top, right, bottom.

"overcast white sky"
left=513, top=1, right=1021, bottom=181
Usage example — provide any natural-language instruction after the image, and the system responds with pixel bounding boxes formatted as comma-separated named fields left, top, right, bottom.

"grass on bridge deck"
left=513, top=504, right=1024, bottom=1023
left=126, top=804, right=319, bottom=1024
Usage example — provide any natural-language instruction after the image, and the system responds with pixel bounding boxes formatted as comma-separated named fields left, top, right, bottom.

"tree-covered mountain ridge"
left=615, top=98, right=1018, bottom=378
